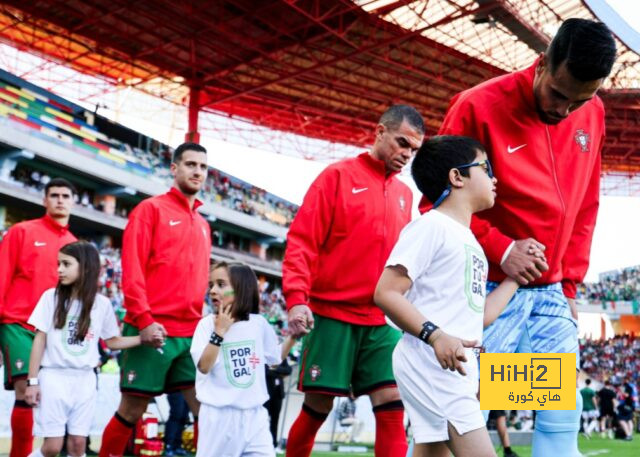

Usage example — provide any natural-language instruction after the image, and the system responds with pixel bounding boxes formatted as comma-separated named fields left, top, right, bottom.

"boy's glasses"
left=455, top=159, right=494, bottom=179
left=432, top=159, right=494, bottom=208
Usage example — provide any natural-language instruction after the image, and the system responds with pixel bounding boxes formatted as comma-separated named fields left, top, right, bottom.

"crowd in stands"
left=4, top=164, right=134, bottom=218
left=0, top=70, right=297, bottom=227
left=2, top=160, right=298, bottom=226
left=577, top=266, right=640, bottom=302
left=203, top=169, right=297, bottom=227
left=580, top=335, right=640, bottom=386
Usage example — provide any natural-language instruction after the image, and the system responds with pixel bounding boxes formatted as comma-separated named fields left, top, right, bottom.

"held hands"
left=214, top=303, right=235, bottom=336
left=502, top=238, right=549, bottom=285
left=25, top=385, right=40, bottom=406
left=140, top=322, right=167, bottom=349
left=429, top=329, right=477, bottom=376
left=287, top=304, right=314, bottom=338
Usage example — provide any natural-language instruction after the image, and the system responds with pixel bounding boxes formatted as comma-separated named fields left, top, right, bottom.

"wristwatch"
left=26, top=378, right=39, bottom=387
left=418, top=321, right=439, bottom=345
left=209, top=332, right=224, bottom=347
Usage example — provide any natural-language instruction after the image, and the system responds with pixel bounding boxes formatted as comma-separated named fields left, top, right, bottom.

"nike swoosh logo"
left=507, top=144, right=527, bottom=154
left=169, top=220, right=181, bottom=226
left=34, top=241, right=46, bottom=247
left=352, top=187, right=368, bottom=194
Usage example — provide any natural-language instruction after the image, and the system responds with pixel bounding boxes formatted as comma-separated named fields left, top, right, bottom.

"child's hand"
left=151, top=330, right=165, bottom=348
left=25, top=385, right=40, bottom=406
left=528, top=243, right=547, bottom=263
left=214, top=304, right=234, bottom=336
left=430, top=330, right=477, bottom=376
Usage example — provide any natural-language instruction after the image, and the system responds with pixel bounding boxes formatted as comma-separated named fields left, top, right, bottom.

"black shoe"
left=504, top=450, right=520, bottom=457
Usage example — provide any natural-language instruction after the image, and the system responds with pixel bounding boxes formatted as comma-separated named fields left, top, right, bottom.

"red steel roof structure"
left=0, top=0, right=638, bottom=176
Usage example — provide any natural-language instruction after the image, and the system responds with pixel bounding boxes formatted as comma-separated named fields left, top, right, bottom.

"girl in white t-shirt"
left=191, top=261, right=295, bottom=457
left=24, top=241, right=144, bottom=457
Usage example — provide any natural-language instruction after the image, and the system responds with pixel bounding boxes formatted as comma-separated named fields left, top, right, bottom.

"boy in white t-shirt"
left=374, top=136, right=543, bottom=457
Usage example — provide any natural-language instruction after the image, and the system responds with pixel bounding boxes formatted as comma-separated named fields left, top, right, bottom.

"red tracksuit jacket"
left=0, top=215, right=77, bottom=328
left=420, top=60, right=603, bottom=298
left=283, top=152, right=413, bottom=325
left=122, top=187, right=211, bottom=336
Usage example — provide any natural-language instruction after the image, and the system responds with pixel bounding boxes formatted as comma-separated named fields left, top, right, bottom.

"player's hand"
left=214, top=303, right=234, bottom=336
left=140, top=322, right=167, bottom=348
left=430, top=330, right=477, bottom=376
left=502, top=238, right=549, bottom=285
left=25, top=385, right=40, bottom=406
left=287, top=304, right=314, bottom=337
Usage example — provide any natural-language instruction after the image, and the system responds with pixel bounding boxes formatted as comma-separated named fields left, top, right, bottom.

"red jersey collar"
left=358, top=152, right=401, bottom=179
left=42, top=214, right=70, bottom=234
left=520, top=58, right=541, bottom=121
left=169, top=186, right=203, bottom=212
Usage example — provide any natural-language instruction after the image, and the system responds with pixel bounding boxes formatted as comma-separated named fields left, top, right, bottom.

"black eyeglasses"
left=456, top=159, right=494, bottom=179
left=432, top=159, right=494, bottom=208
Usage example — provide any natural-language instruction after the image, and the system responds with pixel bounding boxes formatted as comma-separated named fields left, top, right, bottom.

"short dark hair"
left=379, top=104, right=425, bottom=135
left=411, top=135, right=486, bottom=203
left=211, top=261, right=259, bottom=321
left=585, top=379, right=591, bottom=386
left=172, top=142, right=207, bottom=163
left=547, top=18, right=616, bottom=81
left=45, top=177, right=77, bottom=196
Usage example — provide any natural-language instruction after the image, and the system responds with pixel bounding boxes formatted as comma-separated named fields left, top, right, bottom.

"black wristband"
left=418, top=321, right=439, bottom=345
left=209, top=332, right=224, bottom=346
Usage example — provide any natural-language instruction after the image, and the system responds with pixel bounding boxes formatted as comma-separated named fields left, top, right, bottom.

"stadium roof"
left=0, top=0, right=638, bottom=173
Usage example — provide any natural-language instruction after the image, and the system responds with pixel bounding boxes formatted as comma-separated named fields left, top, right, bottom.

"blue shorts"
left=483, top=282, right=579, bottom=369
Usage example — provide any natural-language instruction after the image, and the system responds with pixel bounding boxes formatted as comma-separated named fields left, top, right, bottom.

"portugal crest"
left=310, top=364, right=322, bottom=382
left=574, top=129, right=590, bottom=152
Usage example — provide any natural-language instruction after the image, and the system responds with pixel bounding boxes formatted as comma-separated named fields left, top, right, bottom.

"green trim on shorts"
left=119, top=323, right=196, bottom=396
left=0, top=323, right=35, bottom=389
left=298, top=314, right=401, bottom=396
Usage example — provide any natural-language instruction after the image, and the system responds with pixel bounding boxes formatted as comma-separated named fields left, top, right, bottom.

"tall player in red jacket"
left=284, top=105, right=424, bottom=457
left=419, top=19, right=616, bottom=457
left=99, top=143, right=211, bottom=457
left=0, top=178, right=77, bottom=457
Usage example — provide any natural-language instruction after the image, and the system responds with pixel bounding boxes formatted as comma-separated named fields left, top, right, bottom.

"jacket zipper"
left=545, top=126, right=566, bottom=275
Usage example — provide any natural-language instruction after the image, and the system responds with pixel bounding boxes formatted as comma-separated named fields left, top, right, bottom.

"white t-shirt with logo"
left=385, top=209, right=488, bottom=343
left=190, top=313, right=281, bottom=409
left=28, top=289, right=120, bottom=369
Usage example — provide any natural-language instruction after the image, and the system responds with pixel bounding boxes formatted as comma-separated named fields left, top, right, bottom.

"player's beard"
left=176, top=177, right=201, bottom=196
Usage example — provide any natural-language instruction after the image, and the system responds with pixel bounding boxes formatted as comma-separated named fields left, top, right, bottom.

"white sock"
left=28, top=448, right=45, bottom=457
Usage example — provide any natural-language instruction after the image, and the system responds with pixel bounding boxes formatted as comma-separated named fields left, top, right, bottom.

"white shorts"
left=34, top=367, right=97, bottom=437
left=393, top=336, right=485, bottom=443
left=196, top=404, right=274, bottom=457
left=582, top=409, right=599, bottom=420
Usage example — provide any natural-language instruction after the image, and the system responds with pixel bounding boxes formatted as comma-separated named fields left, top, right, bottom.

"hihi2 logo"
left=479, top=353, right=576, bottom=410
